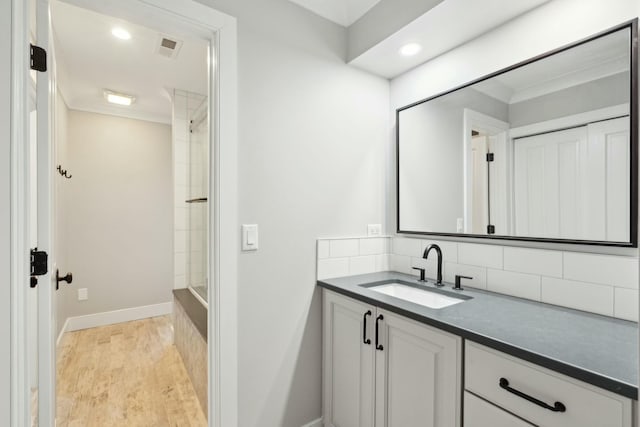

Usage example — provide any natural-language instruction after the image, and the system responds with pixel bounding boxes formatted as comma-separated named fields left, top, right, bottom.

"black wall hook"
left=57, top=165, right=72, bottom=179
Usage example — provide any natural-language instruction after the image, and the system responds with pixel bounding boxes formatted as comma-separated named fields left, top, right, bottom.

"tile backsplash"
left=317, top=236, right=639, bottom=322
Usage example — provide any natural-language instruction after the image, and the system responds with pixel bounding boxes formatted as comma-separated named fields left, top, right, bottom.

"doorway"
left=13, top=0, right=238, bottom=426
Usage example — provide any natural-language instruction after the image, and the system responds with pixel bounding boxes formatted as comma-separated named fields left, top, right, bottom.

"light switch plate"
left=242, top=224, right=259, bottom=251
left=367, top=224, right=382, bottom=236
left=78, top=288, right=88, bottom=301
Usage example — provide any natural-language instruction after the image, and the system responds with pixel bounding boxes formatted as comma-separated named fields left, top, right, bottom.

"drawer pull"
left=363, top=310, right=372, bottom=345
left=375, top=314, right=384, bottom=351
left=499, top=378, right=566, bottom=413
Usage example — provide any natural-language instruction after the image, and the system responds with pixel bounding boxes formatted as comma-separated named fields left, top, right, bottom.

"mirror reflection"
left=398, top=26, right=634, bottom=244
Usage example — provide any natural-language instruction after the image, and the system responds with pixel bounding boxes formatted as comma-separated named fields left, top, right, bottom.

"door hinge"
left=486, top=152, right=494, bottom=162
left=30, top=44, right=47, bottom=72
left=30, top=248, right=48, bottom=288
left=487, top=225, right=496, bottom=235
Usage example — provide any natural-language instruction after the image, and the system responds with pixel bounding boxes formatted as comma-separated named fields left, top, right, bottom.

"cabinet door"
left=464, top=392, right=534, bottom=427
left=323, top=290, right=376, bottom=427
left=374, top=310, right=462, bottom=427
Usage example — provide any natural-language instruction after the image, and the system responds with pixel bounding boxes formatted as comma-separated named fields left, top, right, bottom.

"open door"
left=33, top=0, right=57, bottom=424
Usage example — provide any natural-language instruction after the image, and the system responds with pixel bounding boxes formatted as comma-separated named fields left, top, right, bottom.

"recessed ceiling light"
left=111, top=27, right=131, bottom=40
left=104, top=90, right=135, bottom=106
left=400, top=43, right=422, bottom=56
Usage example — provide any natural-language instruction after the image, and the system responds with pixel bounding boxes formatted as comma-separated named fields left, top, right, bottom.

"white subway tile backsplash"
left=410, top=257, right=438, bottom=281
left=349, top=256, right=377, bottom=276
left=420, top=240, right=458, bottom=263
left=315, top=236, right=638, bottom=321
left=458, top=243, right=503, bottom=269
left=329, top=239, right=359, bottom=258
left=444, top=263, right=487, bottom=290
left=563, top=253, right=638, bottom=289
left=389, top=254, right=412, bottom=275
left=359, top=238, right=388, bottom=255
left=487, top=269, right=541, bottom=301
left=317, top=258, right=349, bottom=280
left=614, top=288, right=639, bottom=322
left=317, top=240, right=329, bottom=259
left=375, top=254, right=389, bottom=272
left=503, top=247, right=562, bottom=278
left=541, top=277, right=614, bottom=317
left=392, top=237, right=421, bottom=257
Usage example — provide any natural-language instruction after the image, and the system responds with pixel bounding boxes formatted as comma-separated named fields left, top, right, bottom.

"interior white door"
left=34, top=0, right=57, bottom=424
left=323, top=291, right=376, bottom=427
left=514, top=117, right=630, bottom=241
left=374, top=310, right=461, bottom=427
left=470, top=136, right=488, bottom=234
left=583, top=117, right=630, bottom=242
left=514, top=126, right=587, bottom=239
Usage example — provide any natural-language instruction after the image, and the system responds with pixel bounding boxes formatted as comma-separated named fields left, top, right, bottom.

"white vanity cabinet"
left=464, top=342, right=633, bottom=427
left=323, top=290, right=462, bottom=427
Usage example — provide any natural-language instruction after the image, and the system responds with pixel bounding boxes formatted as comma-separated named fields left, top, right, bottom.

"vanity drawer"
left=465, top=342, right=632, bottom=427
left=464, top=391, right=534, bottom=427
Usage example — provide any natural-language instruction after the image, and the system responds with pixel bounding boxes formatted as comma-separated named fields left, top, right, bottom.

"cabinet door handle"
left=375, top=314, right=384, bottom=351
left=363, top=310, right=372, bottom=345
left=499, top=378, right=566, bottom=413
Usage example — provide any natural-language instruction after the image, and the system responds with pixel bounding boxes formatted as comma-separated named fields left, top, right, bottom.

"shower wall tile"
left=174, top=297, right=208, bottom=415
left=173, top=89, right=206, bottom=290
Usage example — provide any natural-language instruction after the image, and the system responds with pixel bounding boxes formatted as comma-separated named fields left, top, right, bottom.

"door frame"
left=8, top=0, right=239, bottom=426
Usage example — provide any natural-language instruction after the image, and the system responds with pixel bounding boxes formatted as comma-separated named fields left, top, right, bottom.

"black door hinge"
left=486, top=152, right=494, bottom=162
left=30, top=44, right=47, bottom=72
left=487, top=225, right=496, bottom=235
left=30, top=248, right=48, bottom=288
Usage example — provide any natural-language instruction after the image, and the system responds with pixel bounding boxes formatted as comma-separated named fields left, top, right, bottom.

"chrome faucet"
left=423, top=244, right=443, bottom=287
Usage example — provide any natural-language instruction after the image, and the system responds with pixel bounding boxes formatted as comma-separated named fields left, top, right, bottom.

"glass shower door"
left=186, top=99, right=209, bottom=303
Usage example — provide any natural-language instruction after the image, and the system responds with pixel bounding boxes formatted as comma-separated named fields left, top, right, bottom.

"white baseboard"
left=301, top=418, right=322, bottom=427
left=60, top=302, right=173, bottom=335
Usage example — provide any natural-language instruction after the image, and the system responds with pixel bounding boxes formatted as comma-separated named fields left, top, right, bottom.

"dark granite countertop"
left=318, top=271, right=638, bottom=399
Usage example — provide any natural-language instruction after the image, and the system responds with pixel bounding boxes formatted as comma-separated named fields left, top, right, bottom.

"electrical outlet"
left=78, top=288, right=88, bottom=301
left=367, top=224, right=382, bottom=236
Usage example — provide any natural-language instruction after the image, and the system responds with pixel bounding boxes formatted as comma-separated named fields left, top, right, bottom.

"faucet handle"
left=454, top=275, right=472, bottom=291
left=412, top=267, right=426, bottom=282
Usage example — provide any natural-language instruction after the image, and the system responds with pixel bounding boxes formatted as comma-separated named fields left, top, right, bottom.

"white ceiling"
left=474, top=28, right=630, bottom=104
left=51, top=1, right=208, bottom=124
left=350, top=0, right=551, bottom=79
left=287, top=0, right=382, bottom=27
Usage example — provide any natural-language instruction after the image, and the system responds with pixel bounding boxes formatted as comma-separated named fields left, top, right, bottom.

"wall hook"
left=57, top=165, right=72, bottom=179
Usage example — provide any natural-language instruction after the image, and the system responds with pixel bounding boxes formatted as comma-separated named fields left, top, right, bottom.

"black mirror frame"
left=396, top=19, right=639, bottom=248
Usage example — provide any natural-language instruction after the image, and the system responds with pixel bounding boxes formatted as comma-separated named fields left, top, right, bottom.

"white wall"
left=197, top=1, right=389, bottom=426
left=56, top=111, right=174, bottom=322
left=0, top=0, right=12, bottom=422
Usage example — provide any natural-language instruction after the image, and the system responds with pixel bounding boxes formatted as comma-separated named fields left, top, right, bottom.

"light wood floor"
left=56, top=316, right=207, bottom=427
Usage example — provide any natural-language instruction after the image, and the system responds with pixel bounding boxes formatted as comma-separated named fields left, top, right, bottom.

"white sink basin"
left=369, top=282, right=465, bottom=309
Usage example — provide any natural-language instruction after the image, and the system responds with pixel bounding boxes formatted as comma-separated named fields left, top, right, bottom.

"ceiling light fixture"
left=104, top=90, right=135, bottom=106
left=111, top=27, right=131, bottom=40
left=400, top=43, right=422, bottom=56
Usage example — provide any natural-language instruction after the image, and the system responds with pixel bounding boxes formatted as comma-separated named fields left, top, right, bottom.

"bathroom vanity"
left=319, top=272, right=636, bottom=427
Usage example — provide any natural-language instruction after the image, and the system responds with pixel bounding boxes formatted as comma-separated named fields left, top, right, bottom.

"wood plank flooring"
left=56, top=315, right=207, bottom=427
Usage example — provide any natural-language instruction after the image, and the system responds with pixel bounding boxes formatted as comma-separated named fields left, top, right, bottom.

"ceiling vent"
left=155, top=35, right=182, bottom=59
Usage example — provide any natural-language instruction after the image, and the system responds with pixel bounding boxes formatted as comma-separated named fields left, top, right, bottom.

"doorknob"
left=56, top=269, right=73, bottom=290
